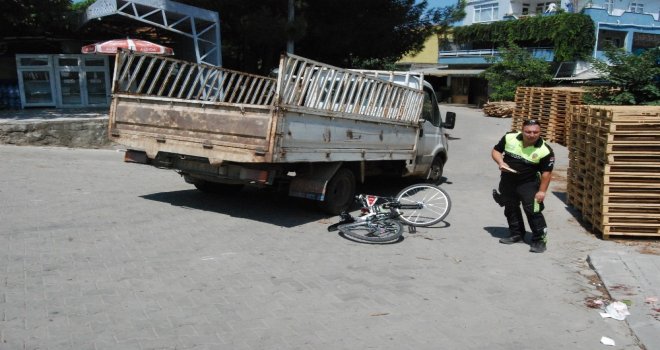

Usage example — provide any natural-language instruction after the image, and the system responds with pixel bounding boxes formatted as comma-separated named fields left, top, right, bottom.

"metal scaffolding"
left=83, top=0, right=221, bottom=66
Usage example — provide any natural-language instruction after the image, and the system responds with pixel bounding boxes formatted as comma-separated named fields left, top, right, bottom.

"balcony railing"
left=439, top=49, right=497, bottom=57
left=439, top=48, right=554, bottom=60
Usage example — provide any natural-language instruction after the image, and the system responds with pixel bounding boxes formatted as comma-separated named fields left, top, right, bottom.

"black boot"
left=529, top=240, right=547, bottom=253
left=499, top=235, right=522, bottom=244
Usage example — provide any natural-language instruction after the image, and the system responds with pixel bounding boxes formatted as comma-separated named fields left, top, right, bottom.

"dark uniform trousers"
left=499, top=176, right=548, bottom=242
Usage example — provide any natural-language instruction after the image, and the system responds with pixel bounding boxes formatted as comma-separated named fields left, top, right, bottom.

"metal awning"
left=417, top=68, right=485, bottom=77
left=82, top=0, right=221, bottom=66
left=553, top=62, right=602, bottom=81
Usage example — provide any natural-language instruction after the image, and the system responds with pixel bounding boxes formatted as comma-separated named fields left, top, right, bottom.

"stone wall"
left=0, top=118, right=112, bottom=148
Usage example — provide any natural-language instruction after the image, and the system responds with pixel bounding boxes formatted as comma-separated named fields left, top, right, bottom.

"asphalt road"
left=0, top=106, right=644, bottom=349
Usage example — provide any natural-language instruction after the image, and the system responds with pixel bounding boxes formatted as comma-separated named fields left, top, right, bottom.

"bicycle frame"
left=328, top=184, right=451, bottom=238
left=355, top=194, right=423, bottom=223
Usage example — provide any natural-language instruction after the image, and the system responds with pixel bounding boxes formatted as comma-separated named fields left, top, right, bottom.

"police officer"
left=491, top=119, right=555, bottom=253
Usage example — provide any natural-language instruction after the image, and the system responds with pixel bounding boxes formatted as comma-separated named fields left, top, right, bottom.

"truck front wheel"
left=426, top=156, right=444, bottom=185
left=319, top=168, right=356, bottom=215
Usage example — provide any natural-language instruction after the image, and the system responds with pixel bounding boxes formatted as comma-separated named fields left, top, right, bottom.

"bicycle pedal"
left=408, top=225, right=416, bottom=234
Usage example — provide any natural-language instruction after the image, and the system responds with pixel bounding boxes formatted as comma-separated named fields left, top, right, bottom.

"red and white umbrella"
left=81, top=38, right=174, bottom=55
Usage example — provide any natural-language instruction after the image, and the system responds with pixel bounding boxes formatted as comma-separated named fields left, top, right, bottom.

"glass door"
left=83, top=57, right=110, bottom=106
left=56, top=56, right=83, bottom=107
left=16, top=54, right=111, bottom=108
left=16, top=55, right=57, bottom=107
left=59, top=71, right=82, bottom=105
left=85, top=71, right=108, bottom=105
left=21, top=71, right=56, bottom=105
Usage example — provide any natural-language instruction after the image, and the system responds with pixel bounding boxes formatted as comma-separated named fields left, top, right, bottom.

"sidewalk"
left=589, top=247, right=660, bottom=349
left=0, top=107, right=108, bottom=122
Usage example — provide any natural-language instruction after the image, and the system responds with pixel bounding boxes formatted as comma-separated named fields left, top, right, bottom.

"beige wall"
left=398, top=35, right=439, bottom=65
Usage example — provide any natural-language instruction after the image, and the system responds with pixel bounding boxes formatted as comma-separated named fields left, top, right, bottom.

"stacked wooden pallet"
left=566, top=105, right=660, bottom=239
left=483, top=101, right=516, bottom=118
left=512, top=87, right=585, bottom=145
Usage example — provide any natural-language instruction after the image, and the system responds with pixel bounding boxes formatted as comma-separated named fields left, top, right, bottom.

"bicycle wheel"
left=395, top=184, right=451, bottom=227
left=338, top=219, right=403, bottom=243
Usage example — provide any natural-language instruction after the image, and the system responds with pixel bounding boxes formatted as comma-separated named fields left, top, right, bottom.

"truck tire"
left=193, top=181, right=244, bottom=195
left=319, top=168, right=356, bottom=215
left=426, top=155, right=444, bottom=185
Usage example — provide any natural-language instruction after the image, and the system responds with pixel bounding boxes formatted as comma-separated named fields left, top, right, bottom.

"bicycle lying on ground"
left=327, top=183, right=451, bottom=243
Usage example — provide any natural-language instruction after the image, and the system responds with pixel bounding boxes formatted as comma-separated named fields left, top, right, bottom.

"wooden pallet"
left=511, top=87, right=586, bottom=145
left=566, top=104, right=660, bottom=239
left=605, top=153, right=660, bottom=164
left=601, top=183, right=660, bottom=195
left=602, top=215, right=660, bottom=225
left=602, top=225, right=660, bottom=239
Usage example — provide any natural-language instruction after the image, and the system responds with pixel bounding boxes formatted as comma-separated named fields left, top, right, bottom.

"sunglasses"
left=523, top=119, right=540, bottom=126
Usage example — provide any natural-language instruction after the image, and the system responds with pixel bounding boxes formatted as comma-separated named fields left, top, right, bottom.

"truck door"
left=417, top=87, right=444, bottom=165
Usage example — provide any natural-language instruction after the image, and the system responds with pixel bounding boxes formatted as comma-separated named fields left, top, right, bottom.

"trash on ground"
left=585, top=297, right=604, bottom=309
left=645, top=296, right=658, bottom=305
left=600, top=336, right=615, bottom=346
left=599, top=301, right=631, bottom=321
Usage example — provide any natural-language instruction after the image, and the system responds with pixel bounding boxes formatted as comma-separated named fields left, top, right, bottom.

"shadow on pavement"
left=553, top=190, right=568, bottom=204
left=140, top=187, right=329, bottom=228
left=337, top=231, right=405, bottom=245
left=484, top=226, right=511, bottom=239
left=140, top=179, right=455, bottom=228
left=552, top=190, right=595, bottom=236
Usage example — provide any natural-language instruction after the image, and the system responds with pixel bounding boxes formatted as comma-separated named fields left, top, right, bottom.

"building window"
left=522, top=3, right=530, bottom=15
left=535, top=2, right=556, bottom=14
left=474, top=3, right=499, bottom=22
left=629, top=2, right=644, bottom=13
left=606, top=0, right=614, bottom=14
left=597, top=30, right=627, bottom=50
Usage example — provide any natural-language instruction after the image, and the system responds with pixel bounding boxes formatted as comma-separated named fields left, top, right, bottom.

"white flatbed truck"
left=108, top=51, right=455, bottom=213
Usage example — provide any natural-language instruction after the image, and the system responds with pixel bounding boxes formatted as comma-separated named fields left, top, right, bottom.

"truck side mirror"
left=442, top=111, right=456, bottom=129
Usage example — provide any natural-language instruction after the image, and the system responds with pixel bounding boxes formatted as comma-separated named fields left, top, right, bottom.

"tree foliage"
left=482, top=43, right=554, bottom=101
left=1, top=0, right=465, bottom=74
left=70, top=0, right=96, bottom=11
left=0, top=0, right=78, bottom=37
left=453, top=13, right=594, bottom=61
left=584, top=47, right=660, bottom=105
left=179, top=0, right=465, bottom=73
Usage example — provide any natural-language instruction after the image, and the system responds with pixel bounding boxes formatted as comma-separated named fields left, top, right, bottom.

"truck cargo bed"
left=109, top=51, right=424, bottom=164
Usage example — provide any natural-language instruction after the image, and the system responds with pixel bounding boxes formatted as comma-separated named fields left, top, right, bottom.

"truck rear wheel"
left=319, top=168, right=356, bottom=215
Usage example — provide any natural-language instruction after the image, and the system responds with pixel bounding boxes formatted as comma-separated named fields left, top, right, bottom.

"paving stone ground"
left=0, top=106, right=657, bottom=350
